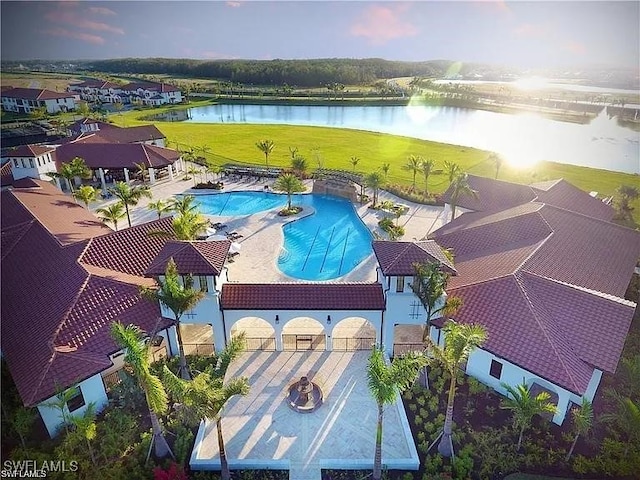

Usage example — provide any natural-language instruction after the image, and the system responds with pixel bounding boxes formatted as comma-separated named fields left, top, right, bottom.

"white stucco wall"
left=36, top=374, right=109, bottom=438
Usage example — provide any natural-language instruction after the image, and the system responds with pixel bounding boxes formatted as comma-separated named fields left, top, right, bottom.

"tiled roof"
left=69, top=123, right=165, bottom=145
left=1, top=162, right=14, bottom=187
left=81, top=217, right=177, bottom=277
left=221, top=283, right=386, bottom=310
left=531, top=179, right=614, bottom=222
left=8, top=179, right=111, bottom=246
left=1, top=144, right=56, bottom=158
left=442, top=174, right=536, bottom=212
left=55, top=142, right=179, bottom=170
left=430, top=201, right=640, bottom=394
left=1, top=87, right=74, bottom=100
left=68, top=118, right=119, bottom=136
left=372, top=240, right=456, bottom=276
left=146, top=240, right=231, bottom=276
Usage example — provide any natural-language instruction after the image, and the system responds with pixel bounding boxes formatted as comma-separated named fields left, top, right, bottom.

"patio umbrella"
left=230, top=242, right=242, bottom=254
left=205, top=227, right=217, bottom=236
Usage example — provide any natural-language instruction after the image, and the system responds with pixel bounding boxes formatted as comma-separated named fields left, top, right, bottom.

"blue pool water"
left=193, top=192, right=372, bottom=281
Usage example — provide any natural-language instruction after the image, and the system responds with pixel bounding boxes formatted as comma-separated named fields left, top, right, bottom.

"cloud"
left=564, top=41, right=586, bottom=55
left=471, top=0, right=511, bottom=15
left=201, top=51, right=237, bottom=60
left=350, top=5, right=418, bottom=45
left=44, top=27, right=105, bottom=45
left=226, top=2, right=242, bottom=7
left=45, top=10, right=124, bottom=35
left=88, top=7, right=117, bottom=16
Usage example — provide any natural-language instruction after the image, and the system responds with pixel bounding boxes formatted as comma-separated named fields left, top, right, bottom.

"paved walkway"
left=189, top=351, right=419, bottom=479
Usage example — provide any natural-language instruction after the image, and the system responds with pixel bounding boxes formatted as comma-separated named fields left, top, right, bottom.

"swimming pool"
left=193, top=192, right=372, bottom=281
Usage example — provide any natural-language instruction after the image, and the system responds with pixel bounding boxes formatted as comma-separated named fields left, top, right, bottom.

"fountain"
left=287, top=376, right=323, bottom=413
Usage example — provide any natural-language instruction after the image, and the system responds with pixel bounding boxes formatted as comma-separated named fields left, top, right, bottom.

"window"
left=66, top=386, right=85, bottom=412
left=37, top=158, right=41, bottom=166
left=28, top=159, right=34, bottom=168
left=396, top=276, right=405, bottom=292
left=13, top=159, right=18, bottom=168
left=198, top=275, right=209, bottom=293
left=490, top=359, right=503, bottom=379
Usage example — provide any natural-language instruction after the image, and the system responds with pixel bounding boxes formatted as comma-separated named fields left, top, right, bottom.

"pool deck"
left=189, top=351, right=419, bottom=480
left=114, top=169, right=452, bottom=283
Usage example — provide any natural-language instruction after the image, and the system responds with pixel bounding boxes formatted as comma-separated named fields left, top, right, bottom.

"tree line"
left=83, top=58, right=453, bottom=87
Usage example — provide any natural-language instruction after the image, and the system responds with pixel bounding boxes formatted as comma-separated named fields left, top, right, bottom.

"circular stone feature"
left=287, top=376, right=323, bottom=413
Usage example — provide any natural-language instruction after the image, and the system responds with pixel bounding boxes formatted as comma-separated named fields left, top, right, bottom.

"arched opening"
left=282, top=317, right=325, bottom=351
left=392, top=324, right=424, bottom=357
left=231, top=317, right=276, bottom=351
left=331, top=317, right=376, bottom=351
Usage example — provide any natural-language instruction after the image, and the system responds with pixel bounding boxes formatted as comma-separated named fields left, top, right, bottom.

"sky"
left=1, top=1, right=639, bottom=70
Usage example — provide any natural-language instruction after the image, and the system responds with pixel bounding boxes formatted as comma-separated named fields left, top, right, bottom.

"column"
left=54, top=177, right=62, bottom=190
left=98, top=168, right=107, bottom=195
left=123, top=168, right=130, bottom=184
left=149, top=167, right=156, bottom=184
left=168, top=164, right=174, bottom=180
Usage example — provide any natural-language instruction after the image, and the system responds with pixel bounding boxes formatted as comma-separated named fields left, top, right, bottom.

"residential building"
left=1, top=87, right=77, bottom=114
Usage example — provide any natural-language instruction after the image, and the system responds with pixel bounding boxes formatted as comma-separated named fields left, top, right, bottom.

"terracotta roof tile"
left=532, top=179, right=614, bottom=222
left=146, top=240, right=231, bottom=276
left=442, top=174, right=536, bottom=212
left=1, top=144, right=56, bottom=158
left=1, top=87, right=74, bottom=101
left=55, top=143, right=179, bottom=170
left=372, top=240, right=456, bottom=276
left=81, top=217, right=177, bottom=277
left=72, top=125, right=165, bottom=145
left=221, top=283, right=386, bottom=310
left=0, top=162, right=14, bottom=187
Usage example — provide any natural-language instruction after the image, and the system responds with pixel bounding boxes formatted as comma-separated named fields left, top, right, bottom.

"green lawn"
left=118, top=105, right=640, bottom=224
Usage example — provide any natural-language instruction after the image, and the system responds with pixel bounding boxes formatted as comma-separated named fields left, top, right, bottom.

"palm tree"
left=364, top=171, right=384, bottom=208
left=403, top=155, right=423, bottom=191
left=367, top=345, right=425, bottom=480
left=614, top=184, right=640, bottom=221
left=412, top=262, right=462, bottom=343
left=291, top=155, right=308, bottom=177
left=51, top=157, right=91, bottom=196
left=381, top=162, right=391, bottom=181
left=110, top=323, right=175, bottom=461
left=443, top=161, right=461, bottom=187
left=69, top=403, right=98, bottom=465
left=108, top=181, right=152, bottom=228
left=73, top=185, right=97, bottom=208
left=171, top=211, right=210, bottom=241
left=148, top=200, right=171, bottom=219
left=420, top=157, right=435, bottom=196
left=350, top=156, right=360, bottom=173
left=134, top=162, right=149, bottom=183
left=169, top=194, right=199, bottom=217
left=448, top=173, right=477, bottom=222
left=255, top=139, right=275, bottom=169
left=206, top=164, right=223, bottom=182
left=273, top=173, right=305, bottom=211
left=7, top=406, right=35, bottom=449
left=565, top=398, right=593, bottom=462
left=489, top=153, right=503, bottom=179
left=163, top=334, right=249, bottom=480
left=96, top=202, right=126, bottom=231
left=140, top=258, right=206, bottom=380
left=426, top=320, right=487, bottom=458
left=601, top=393, right=640, bottom=456
left=500, top=382, right=557, bottom=451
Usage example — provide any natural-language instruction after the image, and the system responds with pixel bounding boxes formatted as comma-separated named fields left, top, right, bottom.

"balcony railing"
left=332, top=337, right=376, bottom=351
left=182, top=343, right=215, bottom=356
left=393, top=343, right=425, bottom=358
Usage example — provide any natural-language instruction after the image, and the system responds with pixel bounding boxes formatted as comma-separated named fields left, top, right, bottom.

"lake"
left=161, top=104, right=640, bottom=174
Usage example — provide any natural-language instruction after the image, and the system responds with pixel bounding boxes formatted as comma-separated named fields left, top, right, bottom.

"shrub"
left=409, top=403, right=418, bottom=412
left=419, top=407, right=429, bottom=419
left=416, top=395, right=426, bottom=407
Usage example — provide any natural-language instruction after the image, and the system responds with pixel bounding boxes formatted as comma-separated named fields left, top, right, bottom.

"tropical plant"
left=69, top=402, right=98, bottom=465
left=95, top=202, right=126, bottom=231
left=206, top=164, right=223, bottom=182
left=186, top=166, right=201, bottom=186
left=420, top=157, right=435, bottom=196
left=171, top=211, right=210, bottom=241
left=7, top=406, right=35, bottom=449
left=163, top=334, right=249, bottom=480
left=350, top=156, right=360, bottom=172
left=364, top=171, right=384, bottom=207
left=291, top=155, right=308, bottom=177
left=273, top=173, right=305, bottom=211
left=425, top=320, right=487, bottom=458
left=614, top=184, right=640, bottom=221
left=489, top=153, right=503, bottom=179
left=403, top=155, right=423, bottom=191
left=140, top=258, right=206, bottom=380
left=44, top=386, right=82, bottom=435
left=443, top=161, right=461, bottom=187
left=500, top=382, right=556, bottom=451
left=148, top=200, right=171, bottom=219
left=169, top=194, right=199, bottom=217
left=601, top=393, right=640, bottom=455
left=73, top=185, right=98, bottom=208
left=412, top=262, right=462, bottom=342
left=565, top=398, right=593, bottom=462
left=448, top=173, right=477, bottom=222
left=255, top=139, right=275, bottom=169
left=381, top=162, right=391, bottom=180
left=367, top=345, right=425, bottom=480
left=135, top=162, right=149, bottom=183
left=110, top=323, right=175, bottom=460
left=51, top=157, right=92, bottom=196
left=108, top=181, right=152, bottom=228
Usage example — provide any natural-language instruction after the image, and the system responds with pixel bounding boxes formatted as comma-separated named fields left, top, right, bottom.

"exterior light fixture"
left=275, top=315, right=279, bottom=325
left=327, top=315, right=331, bottom=325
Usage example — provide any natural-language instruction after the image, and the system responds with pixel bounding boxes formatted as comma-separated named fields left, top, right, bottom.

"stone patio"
left=189, top=351, right=419, bottom=480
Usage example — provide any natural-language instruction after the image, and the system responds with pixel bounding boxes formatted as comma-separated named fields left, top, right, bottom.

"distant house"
left=2, top=144, right=57, bottom=182
left=68, top=118, right=166, bottom=147
left=68, top=80, right=182, bottom=106
left=1, top=87, right=77, bottom=114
